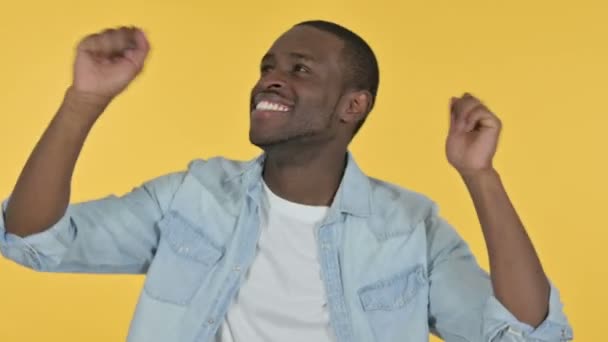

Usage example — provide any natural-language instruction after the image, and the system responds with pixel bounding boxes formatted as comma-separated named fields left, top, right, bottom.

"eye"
left=293, top=63, right=310, bottom=73
left=260, top=64, right=273, bottom=74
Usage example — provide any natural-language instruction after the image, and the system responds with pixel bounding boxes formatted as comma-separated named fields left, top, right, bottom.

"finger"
left=454, top=93, right=490, bottom=130
left=449, top=97, right=458, bottom=133
left=464, top=106, right=495, bottom=132
left=453, top=93, right=483, bottom=120
left=78, top=33, right=102, bottom=53
left=106, top=27, right=138, bottom=57
left=79, top=29, right=117, bottom=58
left=478, top=111, right=501, bottom=131
left=457, top=103, right=485, bottom=130
left=133, top=27, right=150, bottom=53
left=450, top=96, right=458, bottom=108
left=124, top=28, right=150, bottom=70
left=112, top=26, right=138, bottom=52
left=78, top=27, right=135, bottom=57
left=97, top=29, right=118, bottom=56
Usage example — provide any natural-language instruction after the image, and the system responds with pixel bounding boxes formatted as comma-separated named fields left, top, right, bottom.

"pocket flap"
left=358, top=265, right=427, bottom=311
left=158, top=211, right=224, bottom=265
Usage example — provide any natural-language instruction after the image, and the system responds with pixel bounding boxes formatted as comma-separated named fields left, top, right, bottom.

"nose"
left=259, top=69, right=287, bottom=90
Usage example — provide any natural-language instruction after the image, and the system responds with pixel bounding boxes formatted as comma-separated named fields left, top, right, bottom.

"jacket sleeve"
left=0, top=171, right=185, bottom=274
left=426, top=205, right=573, bottom=342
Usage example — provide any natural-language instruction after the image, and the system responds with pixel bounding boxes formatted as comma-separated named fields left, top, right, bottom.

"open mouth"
left=254, top=100, right=291, bottom=112
left=251, top=96, right=295, bottom=120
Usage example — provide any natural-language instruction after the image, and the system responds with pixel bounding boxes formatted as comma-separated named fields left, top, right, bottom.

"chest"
left=144, top=201, right=431, bottom=342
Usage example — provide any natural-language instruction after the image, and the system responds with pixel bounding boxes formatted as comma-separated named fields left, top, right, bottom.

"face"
left=249, top=26, right=349, bottom=148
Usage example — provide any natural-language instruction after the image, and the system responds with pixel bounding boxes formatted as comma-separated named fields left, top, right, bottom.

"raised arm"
left=5, top=27, right=150, bottom=237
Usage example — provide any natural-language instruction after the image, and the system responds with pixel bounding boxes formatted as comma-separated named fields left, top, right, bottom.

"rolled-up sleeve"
left=426, top=205, right=573, bottom=342
left=0, top=171, right=186, bottom=274
left=483, top=282, right=573, bottom=341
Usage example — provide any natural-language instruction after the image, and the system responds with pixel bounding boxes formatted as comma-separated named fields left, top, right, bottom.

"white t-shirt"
left=215, top=181, right=334, bottom=342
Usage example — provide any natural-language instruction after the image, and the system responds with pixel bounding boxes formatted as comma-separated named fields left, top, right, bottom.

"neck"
left=262, top=143, right=347, bottom=206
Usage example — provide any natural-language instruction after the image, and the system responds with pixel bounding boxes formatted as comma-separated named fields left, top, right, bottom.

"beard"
left=249, top=127, right=319, bottom=150
left=249, top=102, right=340, bottom=150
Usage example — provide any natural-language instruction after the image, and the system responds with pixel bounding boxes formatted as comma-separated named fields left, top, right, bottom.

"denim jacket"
left=0, top=153, right=573, bottom=341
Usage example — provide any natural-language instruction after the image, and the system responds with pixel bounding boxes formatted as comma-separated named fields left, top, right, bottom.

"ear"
left=338, top=90, right=373, bottom=125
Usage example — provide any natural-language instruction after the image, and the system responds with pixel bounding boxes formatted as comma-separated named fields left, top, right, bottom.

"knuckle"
left=100, top=28, right=116, bottom=37
left=83, top=32, right=99, bottom=42
left=472, top=104, right=487, bottom=114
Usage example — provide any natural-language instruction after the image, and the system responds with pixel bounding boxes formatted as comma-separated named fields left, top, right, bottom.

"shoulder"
left=186, top=156, right=252, bottom=179
left=368, top=177, right=437, bottom=229
left=187, top=156, right=255, bottom=183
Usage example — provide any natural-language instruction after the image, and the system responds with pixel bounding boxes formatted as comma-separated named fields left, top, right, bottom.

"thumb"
left=450, top=97, right=458, bottom=107
left=449, top=97, right=458, bottom=133
left=124, top=28, right=150, bottom=70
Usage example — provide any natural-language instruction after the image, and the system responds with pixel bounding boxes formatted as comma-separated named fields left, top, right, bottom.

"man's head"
left=249, top=20, right=379, bottom=149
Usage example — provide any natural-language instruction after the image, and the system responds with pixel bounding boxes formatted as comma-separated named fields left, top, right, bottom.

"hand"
left=446, top=93, right=502, bottom=177
left=72, top=26, right=150, bottom=104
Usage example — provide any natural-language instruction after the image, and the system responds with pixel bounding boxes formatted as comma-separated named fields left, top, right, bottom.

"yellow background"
left=0, top=0, right=605, bottom=340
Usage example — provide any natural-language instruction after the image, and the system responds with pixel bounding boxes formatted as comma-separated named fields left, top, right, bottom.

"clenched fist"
left=446, top=93, right=502, bottom=177
left=72, top=26, right=150, bottom=101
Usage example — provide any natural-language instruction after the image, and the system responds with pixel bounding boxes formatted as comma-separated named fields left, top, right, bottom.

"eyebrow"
left=289, top=52, right=315, bottom=62
left=261, top=52, right=316, bottom=64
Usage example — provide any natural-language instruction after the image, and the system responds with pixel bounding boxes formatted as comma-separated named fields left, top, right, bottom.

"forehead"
left=266, top=26, right=345, bottom=62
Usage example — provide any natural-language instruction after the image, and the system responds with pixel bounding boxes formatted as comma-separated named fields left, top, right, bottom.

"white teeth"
left=255, top=101, right=289, bottom=112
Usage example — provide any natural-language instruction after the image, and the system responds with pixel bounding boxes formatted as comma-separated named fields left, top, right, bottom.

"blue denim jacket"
left=0, top=154, right=573, bottom=342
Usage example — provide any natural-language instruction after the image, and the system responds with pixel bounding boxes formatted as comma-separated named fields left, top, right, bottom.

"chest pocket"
left=358, top=265, right=429, bottom=341
left=144, top=211, right=225, bottom=306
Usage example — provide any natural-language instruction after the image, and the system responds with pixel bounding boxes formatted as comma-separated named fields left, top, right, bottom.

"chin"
left=250, top=131, right=300, bottom=151
left=249, top=131, right=280, bottom=148
left=249, top=125, right=323, bottom=149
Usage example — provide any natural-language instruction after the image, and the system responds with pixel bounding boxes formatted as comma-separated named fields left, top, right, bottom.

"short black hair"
left=295, top=20, right=379, bottom=135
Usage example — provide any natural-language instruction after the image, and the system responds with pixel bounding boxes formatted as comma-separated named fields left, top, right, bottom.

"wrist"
left=460, top=168, right=500, bottom=186
left=65, top=86, right=113, bottom=108
left=58, top=86, right=111, bottom=126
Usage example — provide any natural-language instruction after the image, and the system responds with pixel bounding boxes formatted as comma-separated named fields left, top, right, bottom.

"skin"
left=249, top=26, right=371, bottom=205
left=447, top=95, right=550, bottom=326
left=5, top=24, right=549, bottom=327
left=4, top=27, right=150, bottom=239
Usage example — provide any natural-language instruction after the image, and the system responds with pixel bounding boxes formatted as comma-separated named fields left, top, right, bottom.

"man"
left=0, top=21, right=572, bottom=342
